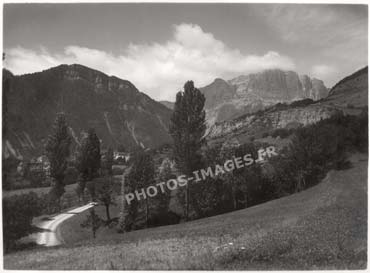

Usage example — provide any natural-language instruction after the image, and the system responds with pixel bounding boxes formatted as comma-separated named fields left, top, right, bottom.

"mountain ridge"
left=200, top=69, right=329, bottom=125
left=206, top=66, right=368, bottom=142
left=3, top=64, right=173, bottom=159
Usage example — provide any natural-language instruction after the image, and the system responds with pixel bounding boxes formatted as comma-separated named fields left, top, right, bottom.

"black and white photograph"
left=1, top=1, right=368, bottom=270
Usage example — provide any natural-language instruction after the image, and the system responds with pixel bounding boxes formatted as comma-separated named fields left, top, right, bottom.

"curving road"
left=35, top=202, right=97, bottom=246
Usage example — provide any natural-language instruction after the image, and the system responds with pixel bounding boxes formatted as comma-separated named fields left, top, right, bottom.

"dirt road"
left=35, top=202, right=97, bottom=246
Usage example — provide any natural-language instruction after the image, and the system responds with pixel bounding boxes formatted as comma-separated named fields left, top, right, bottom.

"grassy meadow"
left=4, top=153, right=367, bottom=270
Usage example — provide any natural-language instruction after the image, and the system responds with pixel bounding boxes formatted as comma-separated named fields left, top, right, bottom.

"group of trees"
left=121, top=151, right=154, bottom=230
left=120, top=152, right=176, bottom=231
left=129, top=80, right=368, bottom=223
left=165, top=80, right=270, bottom=220
left=46, top=115, right=120, bottom=238
left=193, top=109, right=368, bottom=219
left=119, top=80, right=207, bottom=230
left=46, top=114, right=116, bottom=220
left=270, top=110, right=368, bottom=195
left=44, top=114, right=111, bottom=210
left=3, top=112, right=118, bottom=249
left=75, top=130, right=118, bottom=237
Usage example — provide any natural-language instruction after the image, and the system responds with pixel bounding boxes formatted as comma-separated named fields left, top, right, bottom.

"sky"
left=3, top=3, right=368, bottom=101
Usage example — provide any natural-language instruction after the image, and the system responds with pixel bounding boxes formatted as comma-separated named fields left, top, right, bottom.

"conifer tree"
left=45, top=113, right=72, bottom=209
left=76, top=128, right=101, bottom=198
left=169, top=81, right=206, bottom=220
left=124, top=151, right=155, bottom=229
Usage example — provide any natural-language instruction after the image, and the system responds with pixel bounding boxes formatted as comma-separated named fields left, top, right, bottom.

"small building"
left=29, top=155, right=50, bottom=177
left=113, top=151, right=130, bottom=162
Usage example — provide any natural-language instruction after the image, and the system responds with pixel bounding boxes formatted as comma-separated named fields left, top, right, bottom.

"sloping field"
left=4, top=153, right=367, bottom=270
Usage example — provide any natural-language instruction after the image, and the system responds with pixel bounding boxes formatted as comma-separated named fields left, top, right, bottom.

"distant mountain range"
left=3, top=64, right=172, bottom=159
left=3, top=64, right=367, bottom=161
left=207, top=66, right=368, bottom=141
left=200, top=69, right=329, bottom=125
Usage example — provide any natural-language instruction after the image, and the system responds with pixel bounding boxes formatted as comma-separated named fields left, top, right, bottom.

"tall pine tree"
left=76, top=128, right=101, bottom=199
left=169, top=81, right=206, bottom=220
left=45, top=113, right=72, bottom=210
left=122, top=151, right=155, bottom=230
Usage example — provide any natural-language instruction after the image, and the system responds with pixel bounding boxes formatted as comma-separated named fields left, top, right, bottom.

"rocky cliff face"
left=206, top=67, right=367, bottom=144
left=206, top=104, right=337, bottom=140
left=3, top=64, right=173, bottom=159
left=201, top=78, right=236, bottom=109
left=201, top=69, right=328, bottom=125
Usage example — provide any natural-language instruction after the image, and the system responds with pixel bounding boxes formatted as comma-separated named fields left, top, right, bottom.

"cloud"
left=311, top=64, right=336, bottom=79
left=254, top=4, right=367, bottom=87
left=4, top=23, right=295, bottom=101
left=259, top=5, right=367, bottom=44
left=257, top=5, right=367, bottom=61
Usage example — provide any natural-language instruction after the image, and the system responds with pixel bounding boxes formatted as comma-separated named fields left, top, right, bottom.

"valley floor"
left=3, top=153, right=367, bottom=270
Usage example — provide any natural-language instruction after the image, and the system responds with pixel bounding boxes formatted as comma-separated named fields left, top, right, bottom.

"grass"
left=3, top=153, right=367, bottom=270
left=2, top=183, right=78, bottom=198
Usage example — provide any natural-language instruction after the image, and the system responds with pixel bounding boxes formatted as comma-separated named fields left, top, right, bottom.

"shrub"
left=3, top=192, right=43, bottom=252
left=290, top=98, right=314, bottom=107
left=148, top=211, right=181, bottom=227
left=63, top=166, right=79, bottom=185
left=24, top=168, right=46, bottom=188
left=2, top=157, right=21, bottom=190
left=271, top=128, right=291, bottom=139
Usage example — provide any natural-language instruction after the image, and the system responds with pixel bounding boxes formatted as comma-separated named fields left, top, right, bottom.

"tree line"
left=119, top=81, right=368, bottom=230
